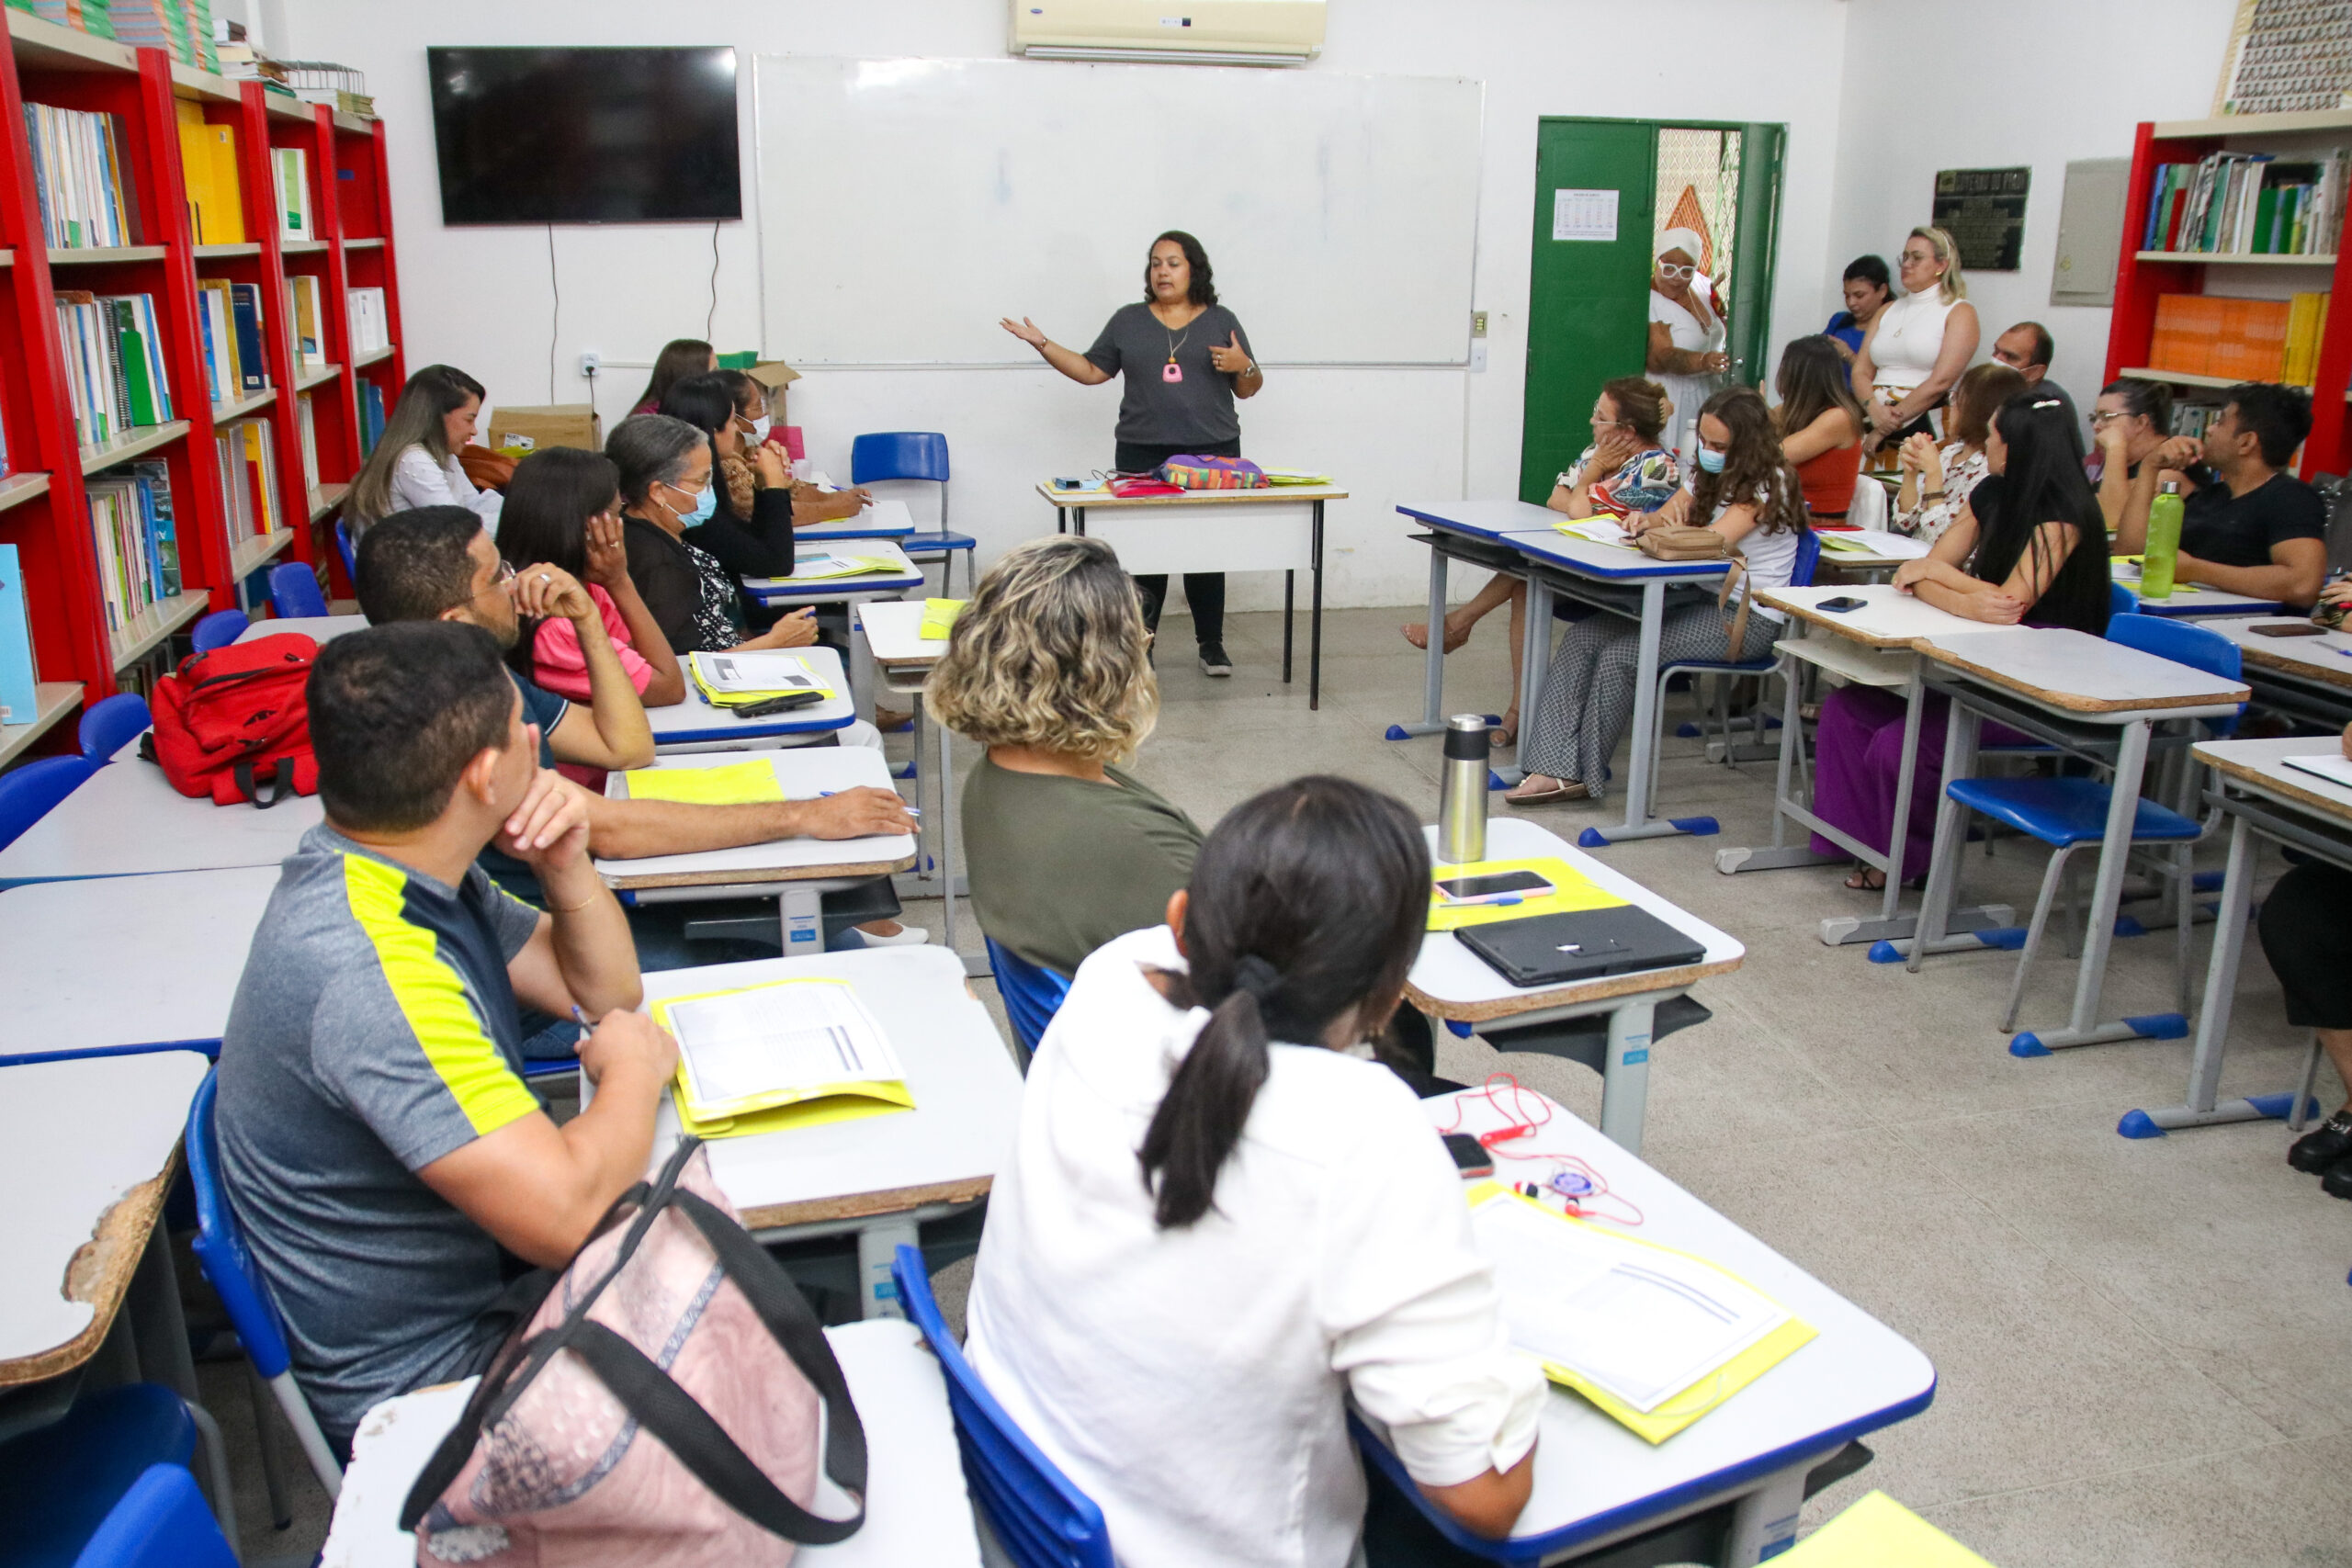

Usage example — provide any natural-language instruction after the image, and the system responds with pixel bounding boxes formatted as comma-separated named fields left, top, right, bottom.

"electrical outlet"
left=579, top=351, right=601, bottom=378
left=1471, top=310, right=1488, bottom=338
left=1469, top=342, right=1488, bottom=373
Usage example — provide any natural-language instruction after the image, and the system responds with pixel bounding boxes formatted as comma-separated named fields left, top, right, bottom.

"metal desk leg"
left=1588, top=581, right=1709, bottom=844
left=2014, top=719, right=2188, bottom=1051
left=780, top=882, right=824, bottom=958
left=857, top=1217, right=921, bottom=1320
left=1494, top=575, right=1555, bottom=788
left=1723, top=1458, right=1811, bottom=1566
left=1714, top=641, right=1843, bottom=875
left=1895, top=700, right=1983, bottom=969
left=2122, top=814, right=2302, bottom=1134
left=1598, top=998, right=1655, bottom=1156
left=1388, top=546, right=1451, bottom=739
left=939, top=718, right=960, bottom=961
left=1310, top=498, right=1325, bottom=711
left=1283, top=569, right=1295, bottom=683
left=130, top=1223, right=239, bottom=1543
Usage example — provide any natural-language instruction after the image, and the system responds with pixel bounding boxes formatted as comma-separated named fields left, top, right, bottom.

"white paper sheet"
left=669, top=982, right=904, bottom=1108
left=1562, top=519, right=1631, bottom=546
left=2282, top=751, right=2352, bottom=790
left=691, top=650, right=825, bottom=695
left=1819, top=530, right=1930, bottom=560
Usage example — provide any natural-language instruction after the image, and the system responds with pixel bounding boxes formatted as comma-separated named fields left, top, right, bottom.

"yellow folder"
left=918, top=597, right=965, bottom=639
left=650, top=976, right=915, bottom=1139
left=1774, top=1492, right=1997, bottom=1566
left=623, top=761, right=786, bottom=807
left=687, top=654, right=836, bottom=709
left=791, top=552, right=901, bottom=581
left=1427, top=856, right=1627, bottom=931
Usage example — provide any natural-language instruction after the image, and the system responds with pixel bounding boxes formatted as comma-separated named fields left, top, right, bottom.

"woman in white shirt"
left=1647, top=226, right=1731, bottom=467
left=343, top=364, right=503, bottom=536
left=965, top=775, right=1543, bottom=1568
left=1851, top=226, right=1979, bottom=454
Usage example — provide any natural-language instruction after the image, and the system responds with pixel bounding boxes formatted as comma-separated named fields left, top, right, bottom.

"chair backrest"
left=268, top=560, right=329, bottom=619
left=189, top=610, right=249, bottom=654
left=184, top=1071, right=297, bottom=1381
left=0, top=753, right=98, bottom=851
left=851, top=432, right=950, bottom=486
left=334, top=518, right=357, bottom=584
left=2312, top=471, right=2352, bottom=571
left=73, top=1463, right=237, bottom=1568
left=1845, top=472, right=1889, bottom=532
left=2107, top=612, right=2245, bottom=737
left=890, top=1246, right=1113, bottom=1568
left=78, top=693, right=152, bottom=759
left=985, top=937, right=1069, bottom=1067
left=2108, top=580, right=2136, bottom=622
left=1787, top=528, right=1824, bottom=590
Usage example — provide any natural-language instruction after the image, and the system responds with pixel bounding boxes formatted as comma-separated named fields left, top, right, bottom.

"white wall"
left=1825, top=0, right=2236, bottom=425
left=273, top=0, right=1856, bottom=609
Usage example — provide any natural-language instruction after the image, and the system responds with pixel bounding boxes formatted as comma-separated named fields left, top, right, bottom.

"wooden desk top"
left=2199, top=617, right=2352, bottom=692
left=1035, top=480, right=1347, bottom=508
left=1920, top=628, right=2250, bottom=716
left=597, top=749, right=916, bottom=889
left=2192, top=737, right=2352, bottom=827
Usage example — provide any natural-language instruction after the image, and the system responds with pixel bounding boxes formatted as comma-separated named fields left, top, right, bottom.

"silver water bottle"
left=1438, top=714, right=1490, bottom=864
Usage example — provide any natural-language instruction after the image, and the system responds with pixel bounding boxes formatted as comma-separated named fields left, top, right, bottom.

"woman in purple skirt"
left=1811, top=392, right=2112, bottom=889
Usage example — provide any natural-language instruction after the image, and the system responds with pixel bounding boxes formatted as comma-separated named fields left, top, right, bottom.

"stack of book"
left=24, top=1, right=115, bottom=40
left=272, top=146, right=311, bottom=241
left=195, top=278, right=268, bottom=404
left=212, top=18, right=265, bottom=81
left=296, top=392, right=320, bottom=491
left=357, top=379, right=386, bottom=454
left=109, top=0, right=216, bottom=71
left=2148, top=292, right=2329, bottom=384
left=346, top=287, right=390, bottom=356
left=21, top=101, right=145, bottom=250
left=54, top=291, right=174, bottom=450
left=2142, top=150, right=2351, bottom=256
left=214, top=419, right=280, bottom=545
left=287, top=274, right=326, bottom=366
left=172, top=101, right=243, bottom=245
left=85, top=460, right=179, bottom=632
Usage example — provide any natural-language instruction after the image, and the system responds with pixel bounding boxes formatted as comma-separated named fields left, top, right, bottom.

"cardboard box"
left=718, top=354, right=798, bottom=423
left=488, top=403, right=601, bottom=456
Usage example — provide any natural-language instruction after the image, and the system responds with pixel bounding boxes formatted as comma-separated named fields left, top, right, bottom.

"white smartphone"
left=1434, top=870, right=1557, bottom=906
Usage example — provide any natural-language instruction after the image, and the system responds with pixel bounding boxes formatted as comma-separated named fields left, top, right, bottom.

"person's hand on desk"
left=1891, top=557, right=1937, bottom=594
left=795, top=786, right=918, bottom=840
left=578, top=1008, right=678, bottom=1092
left=805, top=489, right=868, bottom=524
left=1953, top=590, right=2029, bottom=624
left=741, top=608, right=820, bottom=650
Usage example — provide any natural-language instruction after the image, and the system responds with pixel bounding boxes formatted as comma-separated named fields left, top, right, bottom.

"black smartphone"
left=732, top=690, right=828, bottom=718
left=1442, top=1133, right=1494, bottom=1179
left=2249, top=621, right=2328, bottom=638
left=1816, top=595, right=1867, bottom=613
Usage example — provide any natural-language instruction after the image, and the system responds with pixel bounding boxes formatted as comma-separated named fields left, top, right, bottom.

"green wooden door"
left=1519, top=119, right=1656, bottom=504
left=1724, top=121, right=1787, bottom=391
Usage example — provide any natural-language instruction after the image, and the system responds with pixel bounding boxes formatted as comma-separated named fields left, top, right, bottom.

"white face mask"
left=750, top=413, right=773, bottom=442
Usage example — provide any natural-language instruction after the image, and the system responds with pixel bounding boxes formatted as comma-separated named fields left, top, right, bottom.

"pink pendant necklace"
left=1163, top=322, right=1189, bottom=384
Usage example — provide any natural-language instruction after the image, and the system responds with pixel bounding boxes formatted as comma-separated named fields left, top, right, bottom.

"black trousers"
left=2257, top=860, right=2352, bottom=1029
left=1116, top=438, right=1238, bottom=649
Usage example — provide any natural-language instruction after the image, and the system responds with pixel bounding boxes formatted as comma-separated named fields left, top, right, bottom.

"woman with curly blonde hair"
left=930, top=535, right=1204, bottom=976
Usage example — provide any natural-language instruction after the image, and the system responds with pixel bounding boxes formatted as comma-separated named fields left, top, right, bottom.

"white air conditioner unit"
left=1010, top=0, right=1326, bottom=66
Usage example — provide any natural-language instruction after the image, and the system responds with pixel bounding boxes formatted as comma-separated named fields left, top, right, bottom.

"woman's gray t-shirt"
left=1083, top=302, right=1255, bottom=446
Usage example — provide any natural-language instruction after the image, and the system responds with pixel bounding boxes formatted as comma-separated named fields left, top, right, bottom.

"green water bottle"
left=2142, top=479, right=2184, bottom=601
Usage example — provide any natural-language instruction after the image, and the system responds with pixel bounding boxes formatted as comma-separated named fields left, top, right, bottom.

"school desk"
left=1041, top=479, right=1344, bottom=708
left=0, top=745, right=322, bottom=887
left=1390, top=499, right=1561, bottom=742
left=2196, top=616, right=2352, bottom=730
left=795, top=495, right=921, bottom=543
left=854, top=600, right=979, bottom=974
left=232, top=613, right=367, bottom=644
left=2109, top=566, right=2280, bottom=619
left=644, top=645, right=861, bottom=750
left=741, top=541, right=928, bottom=606
left=1406, top=818, right=1742, bottom=1156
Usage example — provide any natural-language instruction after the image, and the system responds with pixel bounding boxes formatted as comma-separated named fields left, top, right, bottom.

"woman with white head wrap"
left=1646, top=226, right=1730, bottom=466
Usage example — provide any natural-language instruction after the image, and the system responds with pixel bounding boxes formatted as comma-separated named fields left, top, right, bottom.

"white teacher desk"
left=0, top=746, right=322, bottom=887
left=0, top=866, right=277, bottom=1064
left=1041, top=479, right=1343, bottom=709
left=1407, top=818, right=1743, bottom=1156
left=2123, top=738, right=2352, bottom=1141
left=1356, top=1085, right=1936, bottom=1566
left=321, top=1320, right=982, bottom=1568
left=626, top=947, right=1023, bottom=1319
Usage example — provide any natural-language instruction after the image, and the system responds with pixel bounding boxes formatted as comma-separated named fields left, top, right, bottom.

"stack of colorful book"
left=21, top=101, right=145, bottom=250
left=2148, top=292, right=2329, bottom=384
left=84, top=460, right=178, bottom=632
left=54, top=291, right=174, bottom=450
left=2142, top=150, right=2351, bottom=256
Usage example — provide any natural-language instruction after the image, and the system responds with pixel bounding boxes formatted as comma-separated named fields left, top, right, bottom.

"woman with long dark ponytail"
left=965, top=776, right=1541, bottom=1567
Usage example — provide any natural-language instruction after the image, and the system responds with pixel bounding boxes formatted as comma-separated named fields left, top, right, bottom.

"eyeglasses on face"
left=1656, top=262, right=1698, bottom=280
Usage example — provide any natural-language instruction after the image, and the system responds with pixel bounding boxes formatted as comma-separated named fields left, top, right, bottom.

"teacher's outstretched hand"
left=1001, top=314, right=1113, bottom=386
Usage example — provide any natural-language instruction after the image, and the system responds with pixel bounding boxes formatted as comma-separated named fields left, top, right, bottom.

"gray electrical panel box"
left=2052, top=157, right=2131, bottom=309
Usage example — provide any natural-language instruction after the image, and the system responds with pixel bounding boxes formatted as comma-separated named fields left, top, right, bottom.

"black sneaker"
left=1199, top=642, right=1234, bottom=677
left=2323, top=1160, right=2352, bottom=1201
left=2288, top=1111, right=2352, bottom=1173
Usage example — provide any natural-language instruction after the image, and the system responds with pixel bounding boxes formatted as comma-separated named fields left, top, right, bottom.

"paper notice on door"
left=1554, top=188, right=1620, bottom=243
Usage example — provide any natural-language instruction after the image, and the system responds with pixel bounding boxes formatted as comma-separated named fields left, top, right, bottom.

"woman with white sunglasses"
left=1647, top=226, right=1731, bottom=467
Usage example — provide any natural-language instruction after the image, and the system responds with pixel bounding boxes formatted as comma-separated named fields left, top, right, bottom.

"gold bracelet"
left=548, top=892, right=603, bottom=913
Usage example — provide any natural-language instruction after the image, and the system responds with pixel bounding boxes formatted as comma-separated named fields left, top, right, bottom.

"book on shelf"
left=172, top=100, right=244, bottom=246
left=213, top=418, right=281, bottom=546
left=26, top=1, right=119, bottom=40
left=288, top=274, right=325, bottom=366
left=112, top=0, right=220, bottom=72
left=53, top=290, right=175, bottom=449
left=296, top=392, right=320, bottom=490
left=0, top=545, right=38, bottom=727
left=228, top=281, right=266, bottom=392
left=21, top=100, right=146, bottom=250
left=2142, top=148, right=2350, bottom=256
left=85, top=460, right=180, bottom=633
left=272, top=146, right=311, bottom=240
left=358, top=378, right=386, bottom=455
left=2147, top=292, right=2325, bottom=385
left=345, top=287, right=389, bottom=356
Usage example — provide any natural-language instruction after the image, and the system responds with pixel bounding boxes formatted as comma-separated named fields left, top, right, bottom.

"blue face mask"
left=669, top=479, right=717, bottom=525
left=1695, top=447, right=1727, bottom=474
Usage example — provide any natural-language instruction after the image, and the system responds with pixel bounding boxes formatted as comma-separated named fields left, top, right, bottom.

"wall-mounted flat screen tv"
left=427, top=46, right=741, bottom=225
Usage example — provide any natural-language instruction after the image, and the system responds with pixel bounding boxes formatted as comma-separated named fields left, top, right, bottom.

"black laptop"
left=1455, top=906, right=1705, bottom=987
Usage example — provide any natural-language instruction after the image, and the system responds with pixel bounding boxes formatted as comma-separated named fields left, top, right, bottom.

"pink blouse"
left=530, top=584, right=654, bottom=702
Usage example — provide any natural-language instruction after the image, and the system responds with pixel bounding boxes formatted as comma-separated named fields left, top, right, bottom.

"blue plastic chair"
left=2109, top=579, right=2136, bottom=621
left=985, top=937, right=1070, bottom=1070
left=77, top=693, right=151, bottom=760
left=1635, top=530, right=1825, bottom=838
left=267, top=560, right=329, bottom=619
left=188, top=610, right=248, bottom=654
left=71, top=1463, right=238, bottom=1568
left=334, top=518, right=357, bottom=586
left=0, top=1386, right=224, bottom=1565
left=891, top=1245, right=1114, bottom=1568
left=851, top=432, right=978, bottom=594
left=0, top=753, right=98, bottom=851
left=185, top=1070, right=345, bottom=1499
left=1942, top=615, right=2241, bottom=1047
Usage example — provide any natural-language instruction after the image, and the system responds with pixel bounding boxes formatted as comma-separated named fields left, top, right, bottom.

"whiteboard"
left=754, top=56, right=1483, bottom=366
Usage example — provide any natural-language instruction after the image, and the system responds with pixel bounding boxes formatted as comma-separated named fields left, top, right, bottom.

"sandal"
left=1503, top=773, right=1589, bottom=806
left=1844, top=865, right=1887, bottom=892
left=1402, top=618, right=1473, bottom=655
left=1488, top=706, right=1519, bottom=749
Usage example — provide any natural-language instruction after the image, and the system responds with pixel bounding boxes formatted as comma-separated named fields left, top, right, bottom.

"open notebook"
left=2282, top=751, right=2352, bottom=791
left=650, top=976, right=915, bottom=1139
left=1466, top=1183, right=1815, bottom=1442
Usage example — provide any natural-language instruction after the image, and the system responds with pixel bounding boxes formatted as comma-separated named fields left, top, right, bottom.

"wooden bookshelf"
left=0, top=13, right=404, bottom=748
left=2105, top=117, right=2352, bottom=478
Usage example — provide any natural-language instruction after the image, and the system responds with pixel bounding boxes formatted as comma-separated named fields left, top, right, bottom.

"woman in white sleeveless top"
left=1646, top=226, right=1729, bottom=466
left=1852, top=225, right=1979, bottom=453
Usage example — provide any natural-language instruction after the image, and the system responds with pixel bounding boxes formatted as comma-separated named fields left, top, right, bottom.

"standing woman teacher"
left=1001, top=231, right=1262, bottom=678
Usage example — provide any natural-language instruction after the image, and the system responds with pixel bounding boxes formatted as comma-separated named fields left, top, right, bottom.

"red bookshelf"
left=0, top=10, right=403, bottom=760
left=2105, top=108, right=2352, bottom=479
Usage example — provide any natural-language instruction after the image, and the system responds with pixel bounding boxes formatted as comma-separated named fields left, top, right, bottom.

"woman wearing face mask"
left=1647, top=227, right=1731, bottom=467
left=604, top=414, right=820, bottom=655
left=713, top=370, right=871, bottom=526
left=658, top=373, right=876, bottom=590
left=1851, top=226, right=1980, bottom=453
left=1000, top=230, right=1262, bottom=678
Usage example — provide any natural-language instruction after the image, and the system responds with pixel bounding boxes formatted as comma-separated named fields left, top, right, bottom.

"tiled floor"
left=211, top=605, right=2350, bottom=1566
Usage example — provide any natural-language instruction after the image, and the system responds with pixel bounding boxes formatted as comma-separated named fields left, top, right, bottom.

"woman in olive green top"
left=927, top=536, right=1204, bottom=976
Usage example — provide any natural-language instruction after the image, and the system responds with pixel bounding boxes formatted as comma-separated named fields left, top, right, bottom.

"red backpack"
left=142, top=632, right=320, bottom=807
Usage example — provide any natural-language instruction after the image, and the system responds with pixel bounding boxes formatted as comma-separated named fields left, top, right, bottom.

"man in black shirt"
left=2118, top=382, right=2330, bottom=609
